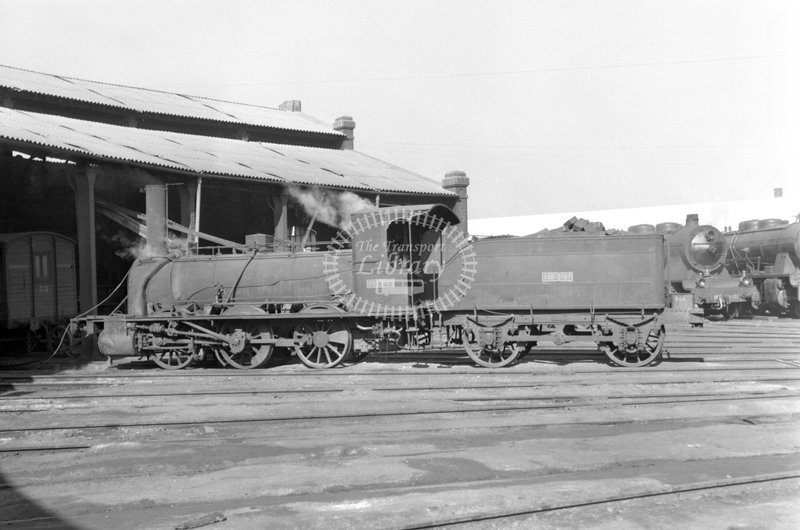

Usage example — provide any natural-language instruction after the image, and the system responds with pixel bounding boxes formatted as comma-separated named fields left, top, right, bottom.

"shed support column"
left=74, top=166, right=98, bottom=360
left=74, top=166, right=97, bottom=312
left=272, top=193, right=289, bottom=251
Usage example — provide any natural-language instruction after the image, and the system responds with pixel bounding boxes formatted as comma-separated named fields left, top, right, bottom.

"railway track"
left=4, top=469, right=798, bottom=529
left=3, top=378, right=800, bottom=403
left=1, top=390, right=797, bottom=433
left=397, top=472, right=800, bottom=529
left=2, top=315, right=799, bottom=375
left=1, top=317, right=798, bottom=529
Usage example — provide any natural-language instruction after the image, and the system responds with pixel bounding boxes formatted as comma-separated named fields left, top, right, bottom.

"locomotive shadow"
left=88, top=346, right=685, bottom=371
left=0, top=366, right=82, bottom=528
left=0, top=470, right=81, bottom=529
left=358, top=347, right=622, bottom=368
left=518, top=350, right=628, bottom=367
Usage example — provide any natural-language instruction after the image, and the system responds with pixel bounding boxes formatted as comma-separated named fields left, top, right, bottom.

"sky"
left=1, top=0, right=798, bottom=220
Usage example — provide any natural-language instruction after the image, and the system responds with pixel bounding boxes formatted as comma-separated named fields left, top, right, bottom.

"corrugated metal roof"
left=0, top=107, right=453, bottom=196
left=0, top=64, right=342, bottom=136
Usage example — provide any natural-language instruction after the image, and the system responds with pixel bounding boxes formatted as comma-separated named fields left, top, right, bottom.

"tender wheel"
left=462, top=330, right=521, bottom=368
left=601, top=326, right=664, bottom=367
left=219, top=321, right=274, bottom=369
left=293, top=319, right=352, bottom=369
left=152, top=349, right=194, bottom=370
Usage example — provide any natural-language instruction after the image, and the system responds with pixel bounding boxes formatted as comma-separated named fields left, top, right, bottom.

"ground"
left=0, top=318, right=799, bottom=529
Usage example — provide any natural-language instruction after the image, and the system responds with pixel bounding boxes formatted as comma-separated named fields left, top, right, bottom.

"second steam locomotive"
left=726, top=218, right=800, bottom=318
left=629, top=214, right=757, bottom=319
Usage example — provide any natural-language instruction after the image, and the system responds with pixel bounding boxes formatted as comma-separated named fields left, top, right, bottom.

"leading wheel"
left=61, top=323, right=86, bottom=360
left=293, top=319, right=352, bottom=369
left=152, top=349, right=194, bottom=370
left=601, top=326, right=664, bottom=367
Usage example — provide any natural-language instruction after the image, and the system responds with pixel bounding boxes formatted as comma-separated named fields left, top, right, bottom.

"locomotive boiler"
left=85, top=186, right=670, bottom=370
left=726, top=219, right=800, bottom=317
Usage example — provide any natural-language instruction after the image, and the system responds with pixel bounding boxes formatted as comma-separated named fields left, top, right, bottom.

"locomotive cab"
left=349, top=205, right=461, bottom=315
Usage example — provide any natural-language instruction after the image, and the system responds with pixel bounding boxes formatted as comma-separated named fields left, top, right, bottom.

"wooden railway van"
left=0, top=232, right=77, bottom=333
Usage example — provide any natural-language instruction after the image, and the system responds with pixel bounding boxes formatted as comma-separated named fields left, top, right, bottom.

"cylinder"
left=97, top=319, right=137, bottom=357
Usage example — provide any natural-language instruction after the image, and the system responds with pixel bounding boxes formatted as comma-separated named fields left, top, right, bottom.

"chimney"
left=333, top=116, right=356, bottom=149
left=279, top=100, right=302, bottom=112
left=685, top=213, right=699, bottom=228
left=442, top=170, right=470, bottom=234
left=145, top=184, right=168, bottom=256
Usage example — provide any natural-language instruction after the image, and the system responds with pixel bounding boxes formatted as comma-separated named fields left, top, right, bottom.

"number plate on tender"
left=542, top=272, right=574, bottom=283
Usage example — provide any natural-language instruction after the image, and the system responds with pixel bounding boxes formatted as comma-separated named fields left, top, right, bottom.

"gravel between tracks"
left=1, top=319, right=799, bottom=529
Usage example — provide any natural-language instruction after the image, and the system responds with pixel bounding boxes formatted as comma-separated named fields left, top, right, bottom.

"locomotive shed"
left=1, top=318, right=799, bottom=529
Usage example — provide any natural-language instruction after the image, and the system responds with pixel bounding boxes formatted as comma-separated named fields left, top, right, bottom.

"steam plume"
left=287, top=186, right=374, bottom=228
left=112, top=231, right=188, bottom=259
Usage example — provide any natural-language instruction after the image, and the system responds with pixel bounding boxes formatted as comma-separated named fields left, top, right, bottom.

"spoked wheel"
left=216, top=306, right=274, bottom=370
left=61, top=323, right=86, bottom=360
left=601, top=326, right=665, bottom=367
left=45, top=324, right=66, bottom=355
left=152, top=349, right=194, bottom=370
left=462, top=331, right=521, bottom=368
left=293, top=319, right=352, bottom=369
left=219, top=321, right=274, bottom=369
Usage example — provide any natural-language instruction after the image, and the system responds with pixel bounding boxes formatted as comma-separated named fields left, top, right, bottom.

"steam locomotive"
left=725, top=218, right=800, bottom=318
left=629, top=214, right=757, bottom=319
left=80, top=186, right=671, bottom=370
